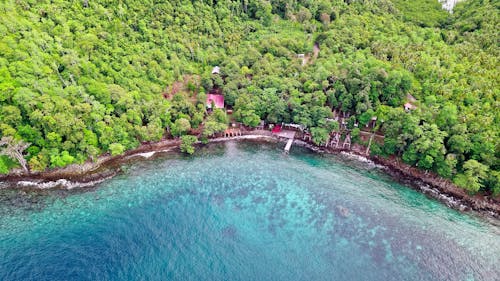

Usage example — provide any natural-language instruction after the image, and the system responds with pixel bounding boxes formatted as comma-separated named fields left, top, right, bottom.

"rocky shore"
left=369, top=155, right=500, bottom=222
left=290, top=139, right=500, bottom=222
left=0, top=139, right=182, bottom=189
left=1, top=130, right=499, bottom=221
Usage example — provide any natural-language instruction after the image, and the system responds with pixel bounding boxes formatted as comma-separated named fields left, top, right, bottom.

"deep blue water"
left=0, top=142, right=499, bottom=281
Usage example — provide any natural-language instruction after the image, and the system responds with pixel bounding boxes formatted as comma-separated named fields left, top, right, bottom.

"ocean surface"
left=0, top=141, right=499, bottom=281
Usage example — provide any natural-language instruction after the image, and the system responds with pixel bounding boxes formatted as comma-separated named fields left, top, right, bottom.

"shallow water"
left=0, top=142, right=499, bottom=281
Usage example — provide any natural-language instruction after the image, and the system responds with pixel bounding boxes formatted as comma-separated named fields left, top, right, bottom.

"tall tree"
left=0, top=137, right=30, bottom=173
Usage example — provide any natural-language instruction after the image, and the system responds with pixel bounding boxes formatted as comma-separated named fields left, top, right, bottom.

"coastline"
left=1, top=130, right=499, bottom=221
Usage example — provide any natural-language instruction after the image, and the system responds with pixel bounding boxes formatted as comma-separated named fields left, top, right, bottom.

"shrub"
left=180, top=135, right=197, bottom=155
left=109, top=143, right=126, bottom=156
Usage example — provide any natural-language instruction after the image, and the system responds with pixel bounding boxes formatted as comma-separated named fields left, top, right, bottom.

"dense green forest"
left=0, top=0, right=498, bottom=195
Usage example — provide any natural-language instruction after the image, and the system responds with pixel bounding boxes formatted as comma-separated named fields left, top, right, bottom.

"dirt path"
left=302, top=43, right=320, bottom=65
left=313, top=43, right=320, bottom=59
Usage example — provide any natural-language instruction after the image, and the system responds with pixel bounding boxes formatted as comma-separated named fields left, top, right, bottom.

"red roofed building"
left=404, top=102, right=417, bottom=111
left=206, top=94, right=224, bottom=109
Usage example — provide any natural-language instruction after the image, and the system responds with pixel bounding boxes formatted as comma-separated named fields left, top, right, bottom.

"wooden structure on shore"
left=343, top=134, right=351, bottom=149
left=303, top=132, right=312, bottom=142
left=284, top=139, right=293, bottom=153
left=224, top=129, right=242, bottom=137
left=325, top=132, right=351, bottom=150
left=272, top=129, right=296, bottom=153
left=328, top=132, right=341, bottom=148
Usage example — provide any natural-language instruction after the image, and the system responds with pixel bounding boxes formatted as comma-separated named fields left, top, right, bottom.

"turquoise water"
left=0, top=142, right=499, bottom=281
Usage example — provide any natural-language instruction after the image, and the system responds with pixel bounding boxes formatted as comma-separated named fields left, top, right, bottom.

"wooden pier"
left=284, top=139, right=293, bottom=153
left=273, top=130, right=296, bottom=153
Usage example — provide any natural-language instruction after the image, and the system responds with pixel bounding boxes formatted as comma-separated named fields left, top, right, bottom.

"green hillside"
left=0, top=0, right=498, bottom=194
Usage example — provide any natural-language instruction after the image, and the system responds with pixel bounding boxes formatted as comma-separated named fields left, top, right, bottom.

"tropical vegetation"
left=0, top=0, right=498, bottom=194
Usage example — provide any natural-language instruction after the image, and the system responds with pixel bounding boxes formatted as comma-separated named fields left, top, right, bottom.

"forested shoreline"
left=0, top=0, right=498, bottom=195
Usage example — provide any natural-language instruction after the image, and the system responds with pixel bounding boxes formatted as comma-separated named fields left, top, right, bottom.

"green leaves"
left=180, top=135, right=197, bottom=155
left=171, top=118, right=191, bottom=137
left=310, top=127, right=329, bottom=146
left=109, top=143, right=126, bottom=156
left=454, top=160, right=489, bottom=193
left=239, top=110, right=261, bottom=127
left=392, top=0, right=449, bottom=27
left=402, top=123, right=447, bottom=171
left=50, top=150, right=75, bottom=168
left=0, top=0, right=497, bottom=196
left=203, top=121, right=227, bottom=137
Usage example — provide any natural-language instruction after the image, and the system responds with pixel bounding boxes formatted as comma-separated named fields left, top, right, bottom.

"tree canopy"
left=0, top=0, right=498, bottom=194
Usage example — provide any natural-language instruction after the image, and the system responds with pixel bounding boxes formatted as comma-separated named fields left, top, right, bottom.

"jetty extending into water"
left=271, top=126, right=296, bottom=153
left=284, top=139, right=293, bottom=153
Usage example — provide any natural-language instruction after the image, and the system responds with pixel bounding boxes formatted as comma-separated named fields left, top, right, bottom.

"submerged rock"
left=336, top=205, right=350, bottom=218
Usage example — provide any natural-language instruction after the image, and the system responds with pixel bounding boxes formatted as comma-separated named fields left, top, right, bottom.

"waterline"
left=1, top=142, right=498, bottom=280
